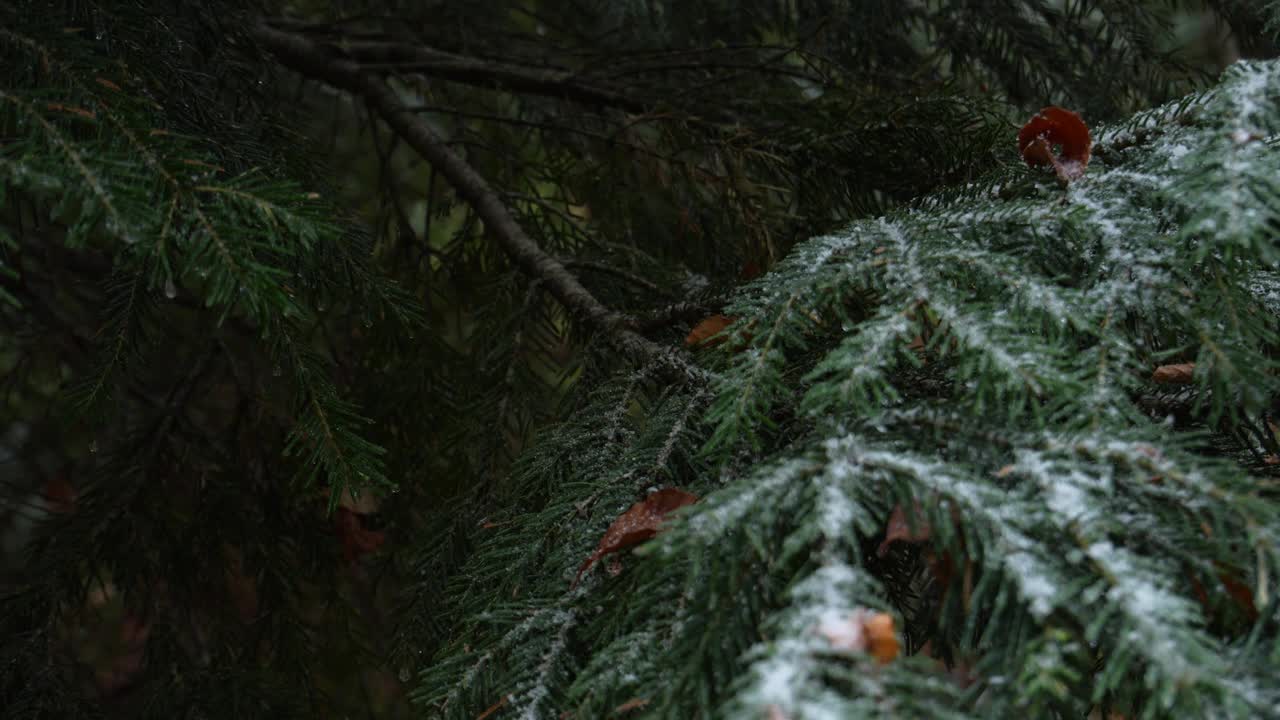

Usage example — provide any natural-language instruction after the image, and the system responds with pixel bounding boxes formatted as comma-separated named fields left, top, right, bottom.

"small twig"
left=329, top=39, right=650, bottom=114
left=633, top=300, right=720, bottom=335
left=560, top=258, right=677, bottom=300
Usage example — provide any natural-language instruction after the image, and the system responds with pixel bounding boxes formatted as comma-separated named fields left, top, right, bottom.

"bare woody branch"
left=251, top=22, right=701, bottom=381
left=333, top=40, right=652, bottom=114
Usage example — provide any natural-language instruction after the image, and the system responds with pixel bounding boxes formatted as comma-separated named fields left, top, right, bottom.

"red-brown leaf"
left=611, top=697, right=650, bottom=715
left=877, top=503, right=931, bottom=557
left=1219, top=571, right=1259, bottom=620
left=1018, top=106, right=1091, bottom=182
left=1152, top=362, right=1195, bottom=384
left=573, top=488, right=697, bottom=588
left=334, top=507, right=386, bottom=564
left=864, top=612, right=900, bottom=664
left=684, top=314, right=735, bottom=348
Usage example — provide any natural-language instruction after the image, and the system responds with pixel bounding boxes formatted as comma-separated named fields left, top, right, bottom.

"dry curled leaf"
left=879, top=501, right=974, bottom=608
left=877, top=503, right=931, bottom=557
left=1018, top=106, right=1092, bottom=182
left=334, top=507, right=386, bottom=564
left=1152, top=362, right=1195, bottom=384
left=1189, top=564, right=1259, bottom=622
left=611, top=697, right=650, bottom=716
left=816, top=608, right=900, bottom=664
left=573, top=488, right=698, bottom=588
left=864, top=612, right=900, bottom=664
left=45, top=102, right=95, bottom=119
left=336, top=486, right=381, bottom=515
left=685, top=314, right=735, bottom=348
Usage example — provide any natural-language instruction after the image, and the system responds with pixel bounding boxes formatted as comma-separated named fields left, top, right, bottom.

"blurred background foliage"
left=0, top=1, right=1273, bottom=718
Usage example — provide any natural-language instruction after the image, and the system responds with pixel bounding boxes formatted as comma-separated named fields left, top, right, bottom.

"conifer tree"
left=1, top=2, right=1277, bottom=719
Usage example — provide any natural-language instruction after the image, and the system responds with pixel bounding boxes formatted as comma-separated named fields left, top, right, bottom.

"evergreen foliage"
left=1, top=3, right=420, bottom=716
left=410, top=60, right=1280, bottom=719
left=1, top=1, right=1277, bottom=719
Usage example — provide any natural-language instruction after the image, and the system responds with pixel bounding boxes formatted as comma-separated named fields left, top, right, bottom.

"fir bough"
left=1, top=6, right=422, bottom=717
left=3, top=2, right=1277, bottom=719
left=410, top=61, right=1280, bottom=720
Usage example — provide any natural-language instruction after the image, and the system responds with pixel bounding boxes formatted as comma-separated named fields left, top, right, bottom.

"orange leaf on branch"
left=572, top=487, right=697, bottom=589
left=1151, top=362, right=1195, bottom=385
left=1018, top=106, right=1091, bottom=183
left=611, top=698, right=650, bottom=716
left=863, top=612, right=900, bottom=663
left=685, top=314, right=736, bottom=348
left=816, top=608, right=901, bottom=664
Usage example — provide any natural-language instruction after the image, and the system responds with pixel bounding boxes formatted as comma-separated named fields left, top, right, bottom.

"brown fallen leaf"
left=879, top=500, right=974, bottom=609
left=877, top=503, right=931, bottom=557
left=334, top=508, right=386, bottom=564
left=1219, top=571, right=1259, bottom=619
left=573, top=488, right=698, bottom=588
left=1152, top=362, right=1195, bottom=384
left=1018, top=106, right=1092, bottom=183
left=612, top=697, right=650, bottom=716
left=816, top=608, right=900, bottom=664
left=1189, top=563, right=1259, bottom=622
left=45, top=102, right=95, bottom=119
left=864, top=612, right=900, bottom=664
left=685, top=314, right=735, bottom=348
left=337, top=486, right=382, bottom=515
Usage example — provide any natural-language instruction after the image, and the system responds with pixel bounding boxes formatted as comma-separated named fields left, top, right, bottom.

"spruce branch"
left=252, top=22, right=702, bottom=383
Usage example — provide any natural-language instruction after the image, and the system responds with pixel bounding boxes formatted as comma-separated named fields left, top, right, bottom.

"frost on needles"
left=411, top=61, right=1280, bottom=720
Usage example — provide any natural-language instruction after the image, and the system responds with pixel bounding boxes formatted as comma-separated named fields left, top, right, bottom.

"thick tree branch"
left=320, top=39, right=651, bottom=114
left=251, top=22, right=700, bottom=381
left=277, top=36, right=746, bottom=126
